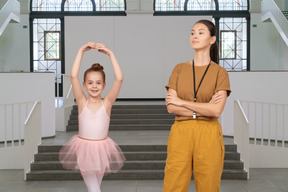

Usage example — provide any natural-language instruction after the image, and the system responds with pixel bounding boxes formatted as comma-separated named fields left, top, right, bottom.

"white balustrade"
left=24, top=101, right=41, bottom=180
left=55, top=74, right=75, bottom=108
left=0, top=0, right=20, bottom=36
left=262, top=0, right=288, bottom=46
left=234, top=100, right=250, bottom=179
left=240, top=100, right=288, bottom=148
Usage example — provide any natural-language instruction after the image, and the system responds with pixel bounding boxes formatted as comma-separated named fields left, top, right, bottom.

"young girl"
left=163, top=20, right=231, bottom=192
left=59, top=42, right=125, bottom=192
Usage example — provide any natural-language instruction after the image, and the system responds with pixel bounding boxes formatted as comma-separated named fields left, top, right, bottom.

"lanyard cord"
left=192, top=60, right=211, bottom=102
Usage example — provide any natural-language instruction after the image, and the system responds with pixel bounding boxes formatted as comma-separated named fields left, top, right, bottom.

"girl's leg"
left=82, top=173, right=102, bottom=192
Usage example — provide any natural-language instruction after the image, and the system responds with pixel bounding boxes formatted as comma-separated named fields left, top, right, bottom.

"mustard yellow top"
left=165, top=61, right=231, bottom=121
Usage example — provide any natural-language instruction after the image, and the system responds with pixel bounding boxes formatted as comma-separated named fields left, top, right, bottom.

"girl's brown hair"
left=84, top=63, right=106, bottom=82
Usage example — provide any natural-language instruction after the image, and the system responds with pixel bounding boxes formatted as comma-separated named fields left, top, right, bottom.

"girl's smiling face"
left=83, top=71, right=105, bottom=98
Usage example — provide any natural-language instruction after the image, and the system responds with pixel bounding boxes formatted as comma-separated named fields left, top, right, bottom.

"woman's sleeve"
left=215, top=68, right=231, bottom=97
left=165, top=64, right=180, bottom=91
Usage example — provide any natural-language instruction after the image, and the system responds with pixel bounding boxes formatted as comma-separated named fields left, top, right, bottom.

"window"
left=64, top=0, right=93, bottom=11
left=220, top=30, right=236, bottom=59
left=218, top=0, right=248, bottom=11
left=32, top=0, right=62, bottom=11
left=44, top=31, right=61, bottom=60
left=154, top=0, right=185, bottom=11
left=187, top=0, right=216, bottom=11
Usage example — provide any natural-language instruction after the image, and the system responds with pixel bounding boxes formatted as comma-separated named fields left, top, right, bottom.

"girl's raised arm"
left=95, top=43, right=123, bottom=109
left=71, top=42, right=94, bottom=107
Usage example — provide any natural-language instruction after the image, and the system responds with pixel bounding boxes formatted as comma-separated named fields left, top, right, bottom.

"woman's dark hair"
left=195, top=20, right=219, bottom=63
left=84, top=63, right=106, bottom=82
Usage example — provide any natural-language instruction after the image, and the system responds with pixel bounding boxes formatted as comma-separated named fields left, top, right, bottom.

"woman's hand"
left=94, top=43, right=112, bottom=56
left=209, top=91, right=223, bottom=104
left=166, top=92, right=184, bottom=107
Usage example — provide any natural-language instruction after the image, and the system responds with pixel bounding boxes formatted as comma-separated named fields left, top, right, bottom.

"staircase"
left=67, top=105, right=174, bottom=131
left=283, top=11, right=288, bottom=20
left=261, top=0, right=288, bottom=46
left=0, top=0, right=20, bottom=36
left=26, top=104, right=248, bottom=180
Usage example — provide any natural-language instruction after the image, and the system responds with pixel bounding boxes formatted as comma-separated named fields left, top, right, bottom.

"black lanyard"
left=192, top=60, right=211, bottom=102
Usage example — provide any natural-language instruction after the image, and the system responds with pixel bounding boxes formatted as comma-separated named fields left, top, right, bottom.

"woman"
left=163, top=20, right=231, bottom=192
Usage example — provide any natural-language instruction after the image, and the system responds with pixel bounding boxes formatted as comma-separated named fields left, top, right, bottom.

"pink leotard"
left=78, top=100, right=110, bottom=140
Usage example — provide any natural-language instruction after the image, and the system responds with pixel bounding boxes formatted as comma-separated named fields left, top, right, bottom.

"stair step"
left=73, top=105, right=167, bottom=110
left=66, top=124, right=172, bottom=131
left=68, top=119, right=175, bottom=125
left=26, top=169, right=247, bottom=181
left=31, top=159, right=243, bottom=171
left=71, top=109, right=169, bottom=115
left=34, top=151, right=240, bottom=161
left=70, top=114, right=175, bottom=120
left=38, top=144, right=237, bottom=153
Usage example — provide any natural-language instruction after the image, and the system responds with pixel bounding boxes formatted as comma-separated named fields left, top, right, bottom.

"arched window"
left=31, top=0, right=126, bottom=12
left=154, top=0, right=185, bottom=11
left=218, top=0, right=248, bottom=11
left=187, top=0, right=216, bottom=11
left=94, top=0, right=125, bottom=11
left=32, top=0, right=62, bottom=11
left=64, top=0, right=94, bottom=11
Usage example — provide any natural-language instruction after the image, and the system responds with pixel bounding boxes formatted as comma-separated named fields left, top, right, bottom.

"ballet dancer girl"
left=59, top=42, right=125, bottom=192
left=163, top=20, right=231, bottom=192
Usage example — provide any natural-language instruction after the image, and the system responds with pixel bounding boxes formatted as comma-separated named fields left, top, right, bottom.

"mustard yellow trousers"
left=163, top=120, right=225, bottom=192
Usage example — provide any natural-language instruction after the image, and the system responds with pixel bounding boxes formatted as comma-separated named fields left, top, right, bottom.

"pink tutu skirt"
left=59, top=135, right=125, bottom=176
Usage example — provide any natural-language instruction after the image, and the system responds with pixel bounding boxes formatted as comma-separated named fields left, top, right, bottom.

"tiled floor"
left=0, top=168, right=288, bottom=192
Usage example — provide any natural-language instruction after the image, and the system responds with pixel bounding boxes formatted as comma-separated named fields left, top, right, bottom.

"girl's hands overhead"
left=94, top=43, right=112, bottom=56
left=80, top=42, right=96, bottom=52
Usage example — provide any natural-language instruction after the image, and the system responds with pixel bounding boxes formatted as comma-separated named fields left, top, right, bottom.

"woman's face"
left=190, top=23, right=215, bottom=51
left=83, top=71, right=105, bottom=98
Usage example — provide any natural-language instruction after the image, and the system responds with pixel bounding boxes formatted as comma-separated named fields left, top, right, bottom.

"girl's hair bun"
left=91, top=63, right=104, bottom=71
left=84, top=63, right=106, bottom=82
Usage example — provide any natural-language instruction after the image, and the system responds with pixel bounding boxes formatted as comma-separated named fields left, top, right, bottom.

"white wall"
left=222, top=71, right=288, bottom=136
left=251, top=13, right=288, bottom=70
left=0, top=73, right=56, bottom=138
left=65, top=14, right=211, bottom=98
left=0, top=14, right=30, bottom=72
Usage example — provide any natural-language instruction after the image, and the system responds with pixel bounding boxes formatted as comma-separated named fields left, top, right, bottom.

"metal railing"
left=234, top=100, right=250, bottom=179
left=55, top=74, right=75, bottom=108
left=262, top=0, right=288, bottom=46
left=0, top=0, right=20, bottom=36
left=24, top=101, right=41, bottom=180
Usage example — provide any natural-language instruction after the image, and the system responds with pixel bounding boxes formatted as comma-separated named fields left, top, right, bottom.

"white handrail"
left=262, top=0, right=288, bottom=46
left=24, top=101, right=41, bottom=180
left=0, top=0, right=20, bottom=36
left=55, top=74, right=74, bottom=108
left=234, top=100, right=250, bottom=179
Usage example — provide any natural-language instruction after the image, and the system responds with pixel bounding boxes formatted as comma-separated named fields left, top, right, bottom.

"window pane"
left=218, top=0, right=248, bottom=10
left=94, top=0, right=125, bottom=11
left=187, top=0, right=216, bottom=11
left=220, top=30, right=236, bottom=59
left=154, top=0, right=185, bottom=11
left=64, top=0, right=93, bottom=11
left=44, top=31, right=61, bottom=60
left=32, top=0, right=62, bottom=11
